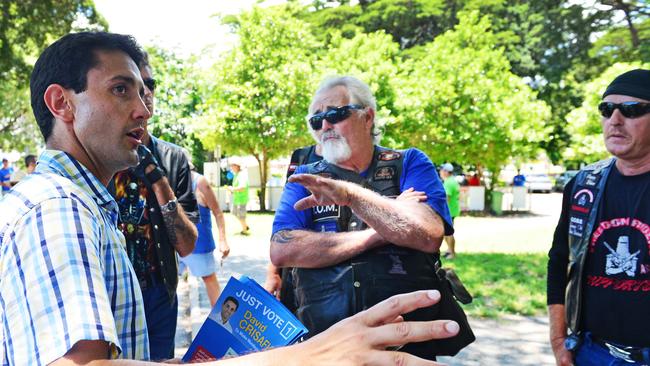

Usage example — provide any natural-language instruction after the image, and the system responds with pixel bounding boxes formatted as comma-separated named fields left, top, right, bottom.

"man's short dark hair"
left=30, top=32, right=145, bottom=141
left=224, top=296, right=239, bottom=310
left=24, top=155, right=36, bottom=167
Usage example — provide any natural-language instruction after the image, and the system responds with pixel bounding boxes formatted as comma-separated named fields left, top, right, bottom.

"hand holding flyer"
left=183, top=276, right=308, bottom=362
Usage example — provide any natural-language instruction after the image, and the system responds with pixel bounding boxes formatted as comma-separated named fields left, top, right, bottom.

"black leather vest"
left=292, top=146, right=441, bottom=347
left=565, top=158, right=615, bottom=332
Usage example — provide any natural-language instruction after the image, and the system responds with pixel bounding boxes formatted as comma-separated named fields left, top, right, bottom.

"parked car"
left=525, top=174, right=553, bottom=193
left=554, top=170, right=579, bottom=192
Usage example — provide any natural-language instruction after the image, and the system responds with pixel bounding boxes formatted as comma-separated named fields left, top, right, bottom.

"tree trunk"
left=254, top=152, right=270, bottom=212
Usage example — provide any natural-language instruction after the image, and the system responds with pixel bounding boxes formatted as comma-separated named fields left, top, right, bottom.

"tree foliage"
left=395, top=12, right=550, bottom=182
left=195, top=6, right=319, bottom=209
left=0, top=0, right=106, bottom=152
left=301, top=0, right=649, bottom=165
left=144, top=47, right=206, bottom=169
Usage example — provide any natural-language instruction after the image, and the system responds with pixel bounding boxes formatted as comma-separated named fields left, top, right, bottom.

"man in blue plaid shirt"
left=0, top=31, right=459, bottom=365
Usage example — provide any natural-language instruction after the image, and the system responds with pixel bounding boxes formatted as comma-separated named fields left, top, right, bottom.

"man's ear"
left=365, top=108, right=375, bottom=129
left=43, top=84, right=75, bottom=123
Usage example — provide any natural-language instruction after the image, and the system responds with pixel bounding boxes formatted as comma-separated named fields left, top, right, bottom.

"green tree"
left=0, top=0, right=106, bottom=151
left=195, top=5, right=319, bottom=210
left=563, top=62, right=650, bottom=165
left=396, top=11, right=550, bottom=186
left=144, top=47, right=206, bottom=169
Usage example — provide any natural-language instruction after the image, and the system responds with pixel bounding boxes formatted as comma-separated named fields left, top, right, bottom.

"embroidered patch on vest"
left=312, top=204, right=340, bottom=222
left=378, top=151, right=401, bottom=161
left=571, top=186, right=597, bottom=214
left=584, top=173, right=601, bottom=187
left=373, top=166, right=396, bottom=181
left=317, top=172, right=333, bottom=179
left=569, top=215, right=586, bottom=237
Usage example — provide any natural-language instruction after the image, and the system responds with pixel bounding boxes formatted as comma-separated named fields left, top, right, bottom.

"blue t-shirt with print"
left=272, top=148, right=454, bottom=236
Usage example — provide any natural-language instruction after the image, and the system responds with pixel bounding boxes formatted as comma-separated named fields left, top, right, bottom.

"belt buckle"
left=604, top=342, right=636, bottom=363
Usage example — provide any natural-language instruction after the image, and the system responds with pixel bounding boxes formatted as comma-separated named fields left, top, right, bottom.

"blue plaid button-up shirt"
left=0, top=150, right=149, bottom=365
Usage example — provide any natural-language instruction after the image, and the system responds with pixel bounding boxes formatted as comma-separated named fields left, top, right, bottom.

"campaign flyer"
left=182, top=276, right=308, bottom=362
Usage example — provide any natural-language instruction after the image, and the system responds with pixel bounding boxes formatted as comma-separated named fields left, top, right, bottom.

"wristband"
left=145, top=167, right=164, bottom=184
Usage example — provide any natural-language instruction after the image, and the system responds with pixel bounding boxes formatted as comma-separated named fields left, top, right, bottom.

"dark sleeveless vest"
left=565, top=158, right=615, bottom=332
left=292, top=146, right=441, bottom=358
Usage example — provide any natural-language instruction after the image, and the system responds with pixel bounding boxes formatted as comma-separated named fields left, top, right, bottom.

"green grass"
left=443, top=253, right=548, bottom=318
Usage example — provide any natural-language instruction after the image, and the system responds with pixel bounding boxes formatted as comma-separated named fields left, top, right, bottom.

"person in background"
left=440, top=163, right=460, bottom=259
left=467, top=173, right=480, bottom=186
left=0, top=158, right=13, bottom=195
left=547, top=69, right=650, bottom=365
left=513, top=169, right=526, bottom=187
left=10, top=154, right=37, bottom=185
left=228, top=160, right=250, bottom=235
left=179, top=151, right=230, bottom=306
left=111, top=51, right=198, bottom=360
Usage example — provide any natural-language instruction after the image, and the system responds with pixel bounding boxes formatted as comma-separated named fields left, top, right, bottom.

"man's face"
left=308, top=85, right=372, bottom=163
left=67, top=50, right=149, bottom=176
left=601, top=94, right=650, bottom=162
left=2, top=160, right=7, bottom=168
left=221, top=300, right=237, bottom=322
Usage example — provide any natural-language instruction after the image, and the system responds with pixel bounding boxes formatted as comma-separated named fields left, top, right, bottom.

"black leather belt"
left=592, top=335, right=648, bottom=363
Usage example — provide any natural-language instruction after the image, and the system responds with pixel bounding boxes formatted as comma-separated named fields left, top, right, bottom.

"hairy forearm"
left=548, top=304, right=567, bottom=350
left=347, top=186, right=444, bottom=253
left=164, top=204, right=197, bottom=257
left=151, top=177, right=197, bottom=257
left=270, top=229, right=386, bottom=268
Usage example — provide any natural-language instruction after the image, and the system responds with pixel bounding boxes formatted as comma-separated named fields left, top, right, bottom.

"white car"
left=525, top=174, right=553, bottom=193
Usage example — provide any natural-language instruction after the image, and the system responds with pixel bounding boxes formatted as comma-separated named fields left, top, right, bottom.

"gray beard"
left=321, top=135, right=352, bottom=163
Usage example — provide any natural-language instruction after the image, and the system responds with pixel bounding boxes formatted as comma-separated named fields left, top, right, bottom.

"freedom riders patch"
left=378, top=151, right=401, bottom=161
left=312, top=204, right=340, bottom=222
left=374, top=166, right=396, bottom=181
left=571, top=186, right=597, bottom=215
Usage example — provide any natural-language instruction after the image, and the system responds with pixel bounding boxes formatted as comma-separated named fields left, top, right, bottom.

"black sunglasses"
left=143, top=78, right=157, bottom=92
left=308, top=104, right=364, bottom=130
left=598, top=101, right=650, bottom=119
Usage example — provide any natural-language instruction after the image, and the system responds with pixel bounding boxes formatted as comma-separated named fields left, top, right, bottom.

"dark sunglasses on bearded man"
left=308, top=104, right=365, bottom=130
left=598, top=101, right=650, bottom=119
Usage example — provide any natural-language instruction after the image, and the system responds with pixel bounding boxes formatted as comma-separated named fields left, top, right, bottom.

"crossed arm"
left=270, top=175, right=445, bottom=268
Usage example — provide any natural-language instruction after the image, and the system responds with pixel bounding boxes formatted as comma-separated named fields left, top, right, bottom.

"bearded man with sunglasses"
left=270, top=76, right=455, bottom=360
left=548, top=69, right=650, bottom=366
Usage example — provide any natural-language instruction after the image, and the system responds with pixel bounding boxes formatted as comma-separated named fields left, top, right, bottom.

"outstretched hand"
left=295, top=290, right=459, bottom=366
left=288, top=173, right=355, bottom=211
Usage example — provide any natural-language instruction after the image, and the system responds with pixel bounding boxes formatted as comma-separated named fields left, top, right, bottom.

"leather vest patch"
left=312, top=204, right=340, bottom=222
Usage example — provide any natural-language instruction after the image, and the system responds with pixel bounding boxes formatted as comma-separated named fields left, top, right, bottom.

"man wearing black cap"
left=547, top=68, right=650, bottom=365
